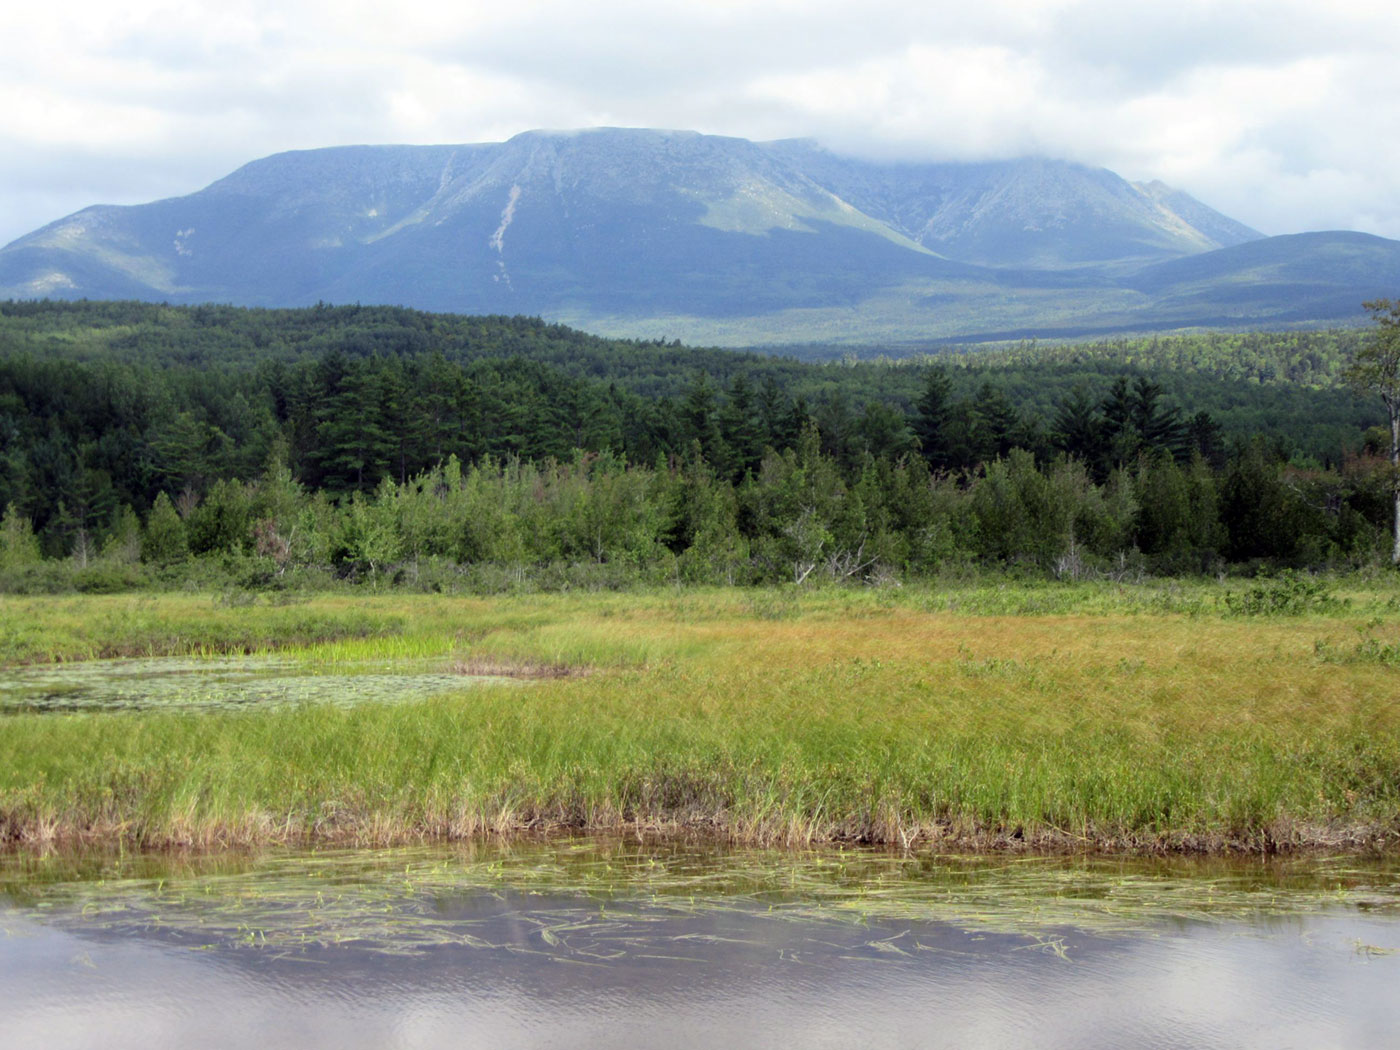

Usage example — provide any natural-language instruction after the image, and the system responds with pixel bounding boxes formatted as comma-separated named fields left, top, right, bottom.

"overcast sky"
left=5, top=0, right=1399, bottom=246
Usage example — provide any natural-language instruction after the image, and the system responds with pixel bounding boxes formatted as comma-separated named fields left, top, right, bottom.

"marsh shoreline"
left=5, top=812, right=1400, bottom=858
left=5, top=584, right=1400, bottom=859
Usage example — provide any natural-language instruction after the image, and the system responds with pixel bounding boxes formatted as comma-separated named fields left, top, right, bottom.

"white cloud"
left=3, top=0, right=1400, bottom=245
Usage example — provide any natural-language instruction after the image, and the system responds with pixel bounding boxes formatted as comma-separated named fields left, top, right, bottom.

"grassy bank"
left=3, top=581, right=1400, bottom=854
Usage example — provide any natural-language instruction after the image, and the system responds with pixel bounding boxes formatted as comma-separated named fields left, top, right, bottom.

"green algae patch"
left=5, top=841, right=1400, bottom=956
left=0, top=655, right=510, bottom=715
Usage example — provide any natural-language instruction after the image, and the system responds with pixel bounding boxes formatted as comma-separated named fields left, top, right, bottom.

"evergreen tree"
left=855, top=401, right=919, bottom=461
left=817, top=389, right=857, bottom=467
left=914, top=366, right=954, bottom=469
left=313, top=357, right=396, bottom=491
left=1219, top=441, right=1309, bottom=563
left=756, top=376, right=788, bottom=453
left=680, top=373, right=726, bottom=467
left=718, top=373, right=763, bottom=480
left=1131, top=377, right=1187, bottom=460
left=972, top=383, right=1022, bottom=460
left=100, top=505, right=143, bottom=565
left=1186, top=411, right=1227, bottom=470
left=1051, top=385, right=1104, bottom=471
left=141, top=492, right=189, bottom=565
left=1100, top=376, right=1139, bottom=468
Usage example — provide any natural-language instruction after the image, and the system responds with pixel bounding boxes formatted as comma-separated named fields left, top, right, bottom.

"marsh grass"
left=3, top=582, right=1400, bottom=853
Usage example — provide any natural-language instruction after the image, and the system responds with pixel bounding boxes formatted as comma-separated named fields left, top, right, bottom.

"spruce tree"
left=914, top=367, right=954, bottom=469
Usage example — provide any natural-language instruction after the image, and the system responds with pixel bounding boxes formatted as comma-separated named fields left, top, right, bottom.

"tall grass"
left=3, top=582, right=1400, bottom=853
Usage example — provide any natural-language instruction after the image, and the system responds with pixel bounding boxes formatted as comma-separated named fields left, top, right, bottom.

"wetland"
left=2, top=583, right=1400, bottom=852
left=5, top=583, right=1400, bottom=1045
left=4, top=840, right=1400, bottom=1050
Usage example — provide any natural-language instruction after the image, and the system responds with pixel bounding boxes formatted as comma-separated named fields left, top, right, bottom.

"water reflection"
left=3, top=842, right=1398, bottom=1049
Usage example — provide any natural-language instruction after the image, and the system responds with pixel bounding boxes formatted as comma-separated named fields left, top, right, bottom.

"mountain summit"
left=3, top=128, right=1396, bottom=345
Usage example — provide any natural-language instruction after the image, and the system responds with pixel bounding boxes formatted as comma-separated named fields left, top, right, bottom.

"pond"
left=3, top=840, right=1398, bottom=1049
left=0, top=655, right=510, bottom=714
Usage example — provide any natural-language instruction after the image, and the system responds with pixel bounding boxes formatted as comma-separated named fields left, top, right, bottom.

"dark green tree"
left=680, top=373, right=726, bottom=467
left=1130, top=377, right=1186, bottom=460
left=718, top=373, right=763, bottom=480
left=1051, top=385, right=1104, bottom=470
left=1345, top=298, right=1400, bottom=563
left=855, top=401, right=919, bottom=461
left=914, top=366, right=954, bottom=469
left=972, top=383, right=1023, bottom=460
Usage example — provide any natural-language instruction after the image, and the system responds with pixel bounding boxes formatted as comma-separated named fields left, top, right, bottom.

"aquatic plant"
left=4, top=841, right=1398, bottom=954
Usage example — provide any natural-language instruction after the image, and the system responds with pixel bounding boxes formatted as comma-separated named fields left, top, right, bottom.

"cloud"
left=3, top=0, right=1400, bottom=245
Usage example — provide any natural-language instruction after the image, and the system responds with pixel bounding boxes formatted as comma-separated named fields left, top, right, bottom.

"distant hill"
left=2, top=128, right=1396, bottom=345
left=1123, top=231, right=1400, bottom=322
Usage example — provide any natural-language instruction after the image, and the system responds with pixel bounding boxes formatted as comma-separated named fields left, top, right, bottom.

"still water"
left=2, top=842, right=1398, bottom=1049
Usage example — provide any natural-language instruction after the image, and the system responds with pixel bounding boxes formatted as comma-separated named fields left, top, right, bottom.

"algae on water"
left=3, top=842, right=1399, bottom=958
left=0, top=655, right=510, bottom=715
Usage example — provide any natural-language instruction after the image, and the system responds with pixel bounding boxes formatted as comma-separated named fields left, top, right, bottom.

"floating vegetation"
left=3, top=840, right=1399, bottom=959
left=0, top=655, right=511, bottom=715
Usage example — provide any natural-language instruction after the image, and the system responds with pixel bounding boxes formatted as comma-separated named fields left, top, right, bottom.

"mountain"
left=760, top=141, right=1261, bottom=270
left=1, top=127, right=1395, bottom=346
left=1124, top=231, right=1400, bottom=320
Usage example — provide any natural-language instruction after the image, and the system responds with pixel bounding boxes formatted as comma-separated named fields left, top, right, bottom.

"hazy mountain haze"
left=5, top=1, right=1400, bottom=253
left=5, top=128, right=1397, bottom=345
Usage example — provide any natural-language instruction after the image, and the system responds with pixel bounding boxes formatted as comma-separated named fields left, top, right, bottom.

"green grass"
left=3, top=581, right=1400, bottom=853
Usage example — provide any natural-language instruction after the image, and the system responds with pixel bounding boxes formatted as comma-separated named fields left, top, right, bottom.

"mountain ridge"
left=2, top=127, right=1394, bottom=346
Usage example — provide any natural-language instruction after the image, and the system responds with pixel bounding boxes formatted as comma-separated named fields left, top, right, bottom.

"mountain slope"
left=757, top=140, right=1262, bottom=269
left=0, top=128, right=1391, bottom=345
left=2, top=131, right=988, bottom=316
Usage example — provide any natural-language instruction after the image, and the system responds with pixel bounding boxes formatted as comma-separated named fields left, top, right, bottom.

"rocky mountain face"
left=2, top=127, right=1396, bottom=345
left=760, top=140, right=1261, bottom=270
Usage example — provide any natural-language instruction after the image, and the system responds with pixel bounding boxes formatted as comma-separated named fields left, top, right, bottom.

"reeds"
left=3, top=582, right=1399, bottom=854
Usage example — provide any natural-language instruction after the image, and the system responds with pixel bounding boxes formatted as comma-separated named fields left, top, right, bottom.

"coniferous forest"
left=0, top=299, right=1393, bottom=591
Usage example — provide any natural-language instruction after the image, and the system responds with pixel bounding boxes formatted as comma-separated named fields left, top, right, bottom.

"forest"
left=0, top=299, right=1392, bottom=591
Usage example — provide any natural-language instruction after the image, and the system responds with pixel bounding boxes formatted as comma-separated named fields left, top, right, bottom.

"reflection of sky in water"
left=3, top=846, right=1399, bottom=1049
left=0, top=656, right=506, bottom=713
left=3, top=901, right=1398, bottom=1049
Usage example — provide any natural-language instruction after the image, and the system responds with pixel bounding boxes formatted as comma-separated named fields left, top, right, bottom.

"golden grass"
left=3, top=582, right=1400, bottom=854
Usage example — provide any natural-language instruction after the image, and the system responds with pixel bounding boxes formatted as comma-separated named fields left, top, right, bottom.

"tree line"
left=1, top=299, right=1381, bottom=453
left=1, top=337, right=1394, bottom=588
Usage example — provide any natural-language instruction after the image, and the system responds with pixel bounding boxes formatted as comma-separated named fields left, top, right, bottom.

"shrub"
left=1223, top=570, right=1346, bottom=616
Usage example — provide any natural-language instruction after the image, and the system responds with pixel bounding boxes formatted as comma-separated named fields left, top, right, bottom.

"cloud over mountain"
left=6, top=128, right=1398, bottom=345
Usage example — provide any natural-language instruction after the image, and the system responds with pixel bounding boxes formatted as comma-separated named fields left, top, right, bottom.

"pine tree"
left=1051, top=385, right=1104, bottom=470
